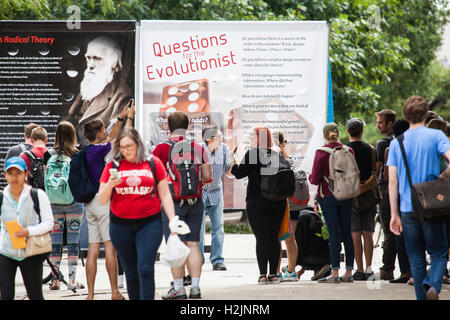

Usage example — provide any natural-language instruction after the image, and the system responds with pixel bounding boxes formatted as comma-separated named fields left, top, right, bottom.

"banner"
left=140, top=21, right=329, bottom=209
left=0, top=21, right=135, bottom=187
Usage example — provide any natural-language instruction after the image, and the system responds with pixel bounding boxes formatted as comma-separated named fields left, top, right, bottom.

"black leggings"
left=246, top=196, right=286, bottom=275
left=0, top=253, right=45, bottom=300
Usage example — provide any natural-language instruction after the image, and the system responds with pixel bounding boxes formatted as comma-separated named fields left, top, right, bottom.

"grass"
left=206, top=222, right=253, bottom=234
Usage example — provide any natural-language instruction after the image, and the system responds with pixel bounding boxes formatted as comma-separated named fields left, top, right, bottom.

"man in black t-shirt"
left=374, top=109, right=396, bottom=281
left=346, top=118, right=377, bottom=281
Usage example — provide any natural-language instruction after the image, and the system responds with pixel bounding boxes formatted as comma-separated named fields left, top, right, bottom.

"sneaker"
left=189, top=287, right=201, bottom=299
left=162, top=287, right=187, bottom=300
left=67, top=281, right=85, bottom=290
left=426, top=286, right=439, bottom=300
left=364, top=272, right=374, bottom=280
left=118, top=275, right=124, bottom=289
left=213, top=262, right=227, bottom=271
left=282, top=267, right=298, bottom=282
left=352, top=271, right=366, bottom=281
left=277, top=272, right=283, bottom=282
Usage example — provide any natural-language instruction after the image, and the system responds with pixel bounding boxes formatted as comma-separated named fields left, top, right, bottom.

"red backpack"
left=165, top=139, right=202, bottom=206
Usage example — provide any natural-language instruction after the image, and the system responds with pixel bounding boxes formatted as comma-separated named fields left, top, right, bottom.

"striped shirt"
left=202, top=142, right=231, bottom=206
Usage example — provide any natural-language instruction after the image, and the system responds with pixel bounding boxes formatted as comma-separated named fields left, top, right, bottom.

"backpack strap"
left=19, top=144, right=27, bottom=153
left=23, top=150, right=37, bottom=162
left=30, top=188, right=41, bottom=222
left=148, top=156, right=159, bottom=186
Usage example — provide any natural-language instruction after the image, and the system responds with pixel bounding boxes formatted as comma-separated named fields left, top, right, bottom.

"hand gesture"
left=127, top=100, right=136, bottom=119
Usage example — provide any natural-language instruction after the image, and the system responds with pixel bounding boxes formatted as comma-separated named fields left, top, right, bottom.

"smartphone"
left=109, top=168, right=119, bottom=179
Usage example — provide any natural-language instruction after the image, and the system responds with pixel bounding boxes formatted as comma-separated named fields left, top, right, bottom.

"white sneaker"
left=118, top=275, right=125, bottom=289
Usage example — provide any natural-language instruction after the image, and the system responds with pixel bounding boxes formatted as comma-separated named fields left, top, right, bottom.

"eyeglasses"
left=119, top=143, right=136, bottom=151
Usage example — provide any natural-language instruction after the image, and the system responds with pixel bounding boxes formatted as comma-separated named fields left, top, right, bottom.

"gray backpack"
left=318, top=145, right=360, bottom=200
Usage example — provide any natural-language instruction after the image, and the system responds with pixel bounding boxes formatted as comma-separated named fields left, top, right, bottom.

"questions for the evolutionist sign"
left=139, top=21, right=329, bottom=209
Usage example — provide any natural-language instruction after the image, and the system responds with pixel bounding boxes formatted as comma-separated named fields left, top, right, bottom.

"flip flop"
left=318, top=276, right=341, bottom=283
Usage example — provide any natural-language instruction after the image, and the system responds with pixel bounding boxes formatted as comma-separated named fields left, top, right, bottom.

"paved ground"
left=12, top=215, right=450, bottom=301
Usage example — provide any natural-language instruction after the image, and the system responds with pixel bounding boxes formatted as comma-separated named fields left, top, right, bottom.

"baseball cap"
left=346, top=118, right=365, bottom=132
left=4, top=156, right=27, bottom=172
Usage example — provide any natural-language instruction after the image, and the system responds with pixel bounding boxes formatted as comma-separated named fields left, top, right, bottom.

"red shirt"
left=20, top=146, right=48, bottom=171
left=100, top=157, right=167, bottom=220
left=152, top=136, right=209, bottom=167
left=308, top=142, right=354, bottom=199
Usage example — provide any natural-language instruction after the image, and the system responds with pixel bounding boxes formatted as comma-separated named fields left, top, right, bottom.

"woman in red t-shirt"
left=98, top=127, right=176, bottom=300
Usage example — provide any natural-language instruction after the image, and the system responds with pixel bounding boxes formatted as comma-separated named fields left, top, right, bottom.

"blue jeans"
left=401, top=212, right=448, bottom=300
left=199, top=197, right=225, bottom=265
left=110, top=217, right=163, bottom=300
left=318, top=196, right=354, bottom=271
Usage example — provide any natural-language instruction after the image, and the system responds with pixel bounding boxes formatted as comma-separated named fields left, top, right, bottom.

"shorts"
left=351, top=206, right=377, bottom=233
left=162, top=199, right=204, bottom=243
left=85, top=193, right=111, bottom=243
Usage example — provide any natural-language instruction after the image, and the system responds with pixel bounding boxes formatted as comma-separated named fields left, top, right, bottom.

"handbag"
left=25, top=191, right=52, bottom=257
left=278, top=199, right=291, bottom=241
left=398, top=134, right=450, bottom=221
left=353, top=145, right=381, bottom=214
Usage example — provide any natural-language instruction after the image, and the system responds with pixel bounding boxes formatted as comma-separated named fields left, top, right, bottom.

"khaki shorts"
left=85, top=194, right=110, bottom=243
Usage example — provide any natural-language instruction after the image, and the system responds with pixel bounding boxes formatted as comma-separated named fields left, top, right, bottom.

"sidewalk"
left=13, top=220, right=450, bottom=300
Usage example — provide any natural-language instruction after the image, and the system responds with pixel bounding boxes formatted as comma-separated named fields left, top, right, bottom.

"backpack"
left=44, top=153, right=74, bottom=205
left=260, top=151, right=296, bottom=201
left=288, top=167, right=310, bottom=210
left=23, top=150, right=47, bottom=190
left=68, top=145, right=99, bottom=204
left=165, top=139, right=202, bottom=205
left=318, top=145, right=360, bottom=200
left=0, top=188, right=41, bottom=219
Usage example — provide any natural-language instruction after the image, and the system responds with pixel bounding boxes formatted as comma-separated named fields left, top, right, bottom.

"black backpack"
left=68, top=145, right=99, bottom=203
left=260, top=150, right=296, bottom=201
left=23, top=151, right=47, bottom=190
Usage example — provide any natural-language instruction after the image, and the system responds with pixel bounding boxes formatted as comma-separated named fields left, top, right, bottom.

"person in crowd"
left=152, top=111, right=211, bottom=300
left=44, top=121, right=85, bottom=291
left=4, top=123, right=39, bottom=161
left=0, top=157, right=54, bottom=300
left=199, top=125, right=232, bottom=271
left=426, top=117, right=450, bottom=284
left=309, top=123, right=354, bottom=283
left=230, top=126, right=286, bottom=284
left=83, top=102, right=134, bottom=300
left=374, top=109, right=397, bottom=281
left=346, top=118, right=377, bottom=281
left=387, top=119, right=412, bottom=285
left=67, top=36, right=131, bottom=145
left=19, top=126, right=48, bottom=174
left=98, top=127, right=176, bottom=300
left=272, top=130, right=299, bottom=282
left=388, top=95, right=450, bottom=300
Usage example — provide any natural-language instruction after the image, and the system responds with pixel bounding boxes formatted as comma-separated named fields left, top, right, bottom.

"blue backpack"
left=45, top=153, right=74, bottom=205
left=68, top=145, right=99, bottom=203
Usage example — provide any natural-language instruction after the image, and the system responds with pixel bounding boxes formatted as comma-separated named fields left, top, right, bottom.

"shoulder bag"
left=25, top=189, right=52, bottom=257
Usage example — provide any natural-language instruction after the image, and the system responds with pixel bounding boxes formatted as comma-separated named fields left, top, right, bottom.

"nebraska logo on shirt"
left=115, top=186, right=154, bottom=195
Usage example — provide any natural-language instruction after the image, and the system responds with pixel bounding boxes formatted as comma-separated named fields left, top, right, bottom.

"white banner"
left=139, top=20, right=329, bottom=209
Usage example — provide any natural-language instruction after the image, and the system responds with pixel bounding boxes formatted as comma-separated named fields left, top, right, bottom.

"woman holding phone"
left=98, top=127, right=177, bottom=300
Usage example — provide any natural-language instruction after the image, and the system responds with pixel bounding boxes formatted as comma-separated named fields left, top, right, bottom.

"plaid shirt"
left=202, top=142, right=231, bottom=206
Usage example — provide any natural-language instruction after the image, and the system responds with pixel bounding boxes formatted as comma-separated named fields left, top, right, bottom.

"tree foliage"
left=2, top=0, right=449, bottom=124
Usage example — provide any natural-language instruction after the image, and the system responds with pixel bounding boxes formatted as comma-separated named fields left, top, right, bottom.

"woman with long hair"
left=98, top=127, right=177, bottom=300
left=45, top=121, right=85, bottom=290
left=230, top=126, right=286, bottom=284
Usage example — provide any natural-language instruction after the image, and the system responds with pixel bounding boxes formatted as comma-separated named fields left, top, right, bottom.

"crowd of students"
left=0, top=95, right=449, bottom=301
